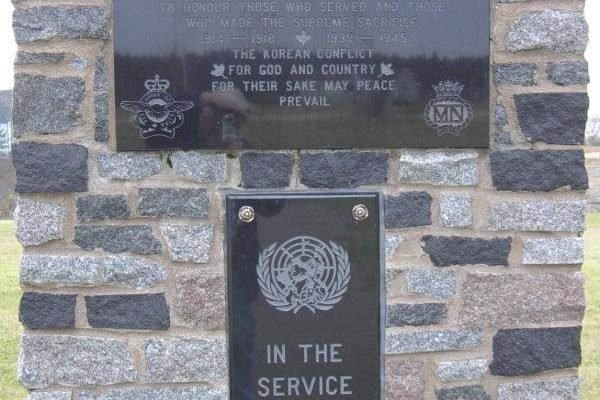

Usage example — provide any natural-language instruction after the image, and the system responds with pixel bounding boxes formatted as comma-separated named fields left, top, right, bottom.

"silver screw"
left=352, top=204, right=369, bottom=221
left=239, top=206, right=255, bottom=223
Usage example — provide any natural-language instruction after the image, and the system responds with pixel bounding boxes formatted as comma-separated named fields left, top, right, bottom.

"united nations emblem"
left=424, top=80, right=473, bottom=136
left=257, top=236, right=351, bottom=314
left=120, top=74, right=194, bottom=140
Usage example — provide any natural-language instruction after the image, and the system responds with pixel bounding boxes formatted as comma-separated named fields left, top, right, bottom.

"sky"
left=0, top=2, right=598, bottom=114
left=0, top=2, right=15, bottom=91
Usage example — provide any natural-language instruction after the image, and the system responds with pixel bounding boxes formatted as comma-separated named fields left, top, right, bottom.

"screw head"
left=239, top=206, right=255, bottom=223
left=352, top=204, right=369, bottom=221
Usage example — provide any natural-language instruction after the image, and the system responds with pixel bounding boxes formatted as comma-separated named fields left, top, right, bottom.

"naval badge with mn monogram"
left=424, top=80, right=474, bottom=136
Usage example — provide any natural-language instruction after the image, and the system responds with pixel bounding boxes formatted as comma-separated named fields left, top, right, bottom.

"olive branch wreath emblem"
left=256, top=239, right=351, bottom=314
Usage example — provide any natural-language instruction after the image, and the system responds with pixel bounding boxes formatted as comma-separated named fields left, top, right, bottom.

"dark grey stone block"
left=137, top=188, right=209, bottom=218
left=85, top=294, right=170, bottom=330
left=74, top=225, right=162, bottom=255
left=494, top=104, right=513, bottom=145
left=300, top=151, right=388, bottom=188
left=76, top=195, right=130, bottom=222
left=493, top=63, right=537, bottom=86
left=13, top=142, right=88, bottom=193
left=240, top=152, right=293, bottom=189
left=490, top=327, right=581, bottom=376
left=15, top=51, right=66, bottom=65
left=385, top=192, right=432, bottom=228
left=547, top=61, right=589, bottom=86
left=19, top=292, right=77, bottom=329
left=94, top=94, right=109, bottom=142
left=386, top=303, right=447, bottom=327
left=490, top=150, right=588, bottom=191
left=515, top=93, right=588, bottom=145
left=13, top=74, right=85, bottom=136
left=13, top=6, right=109, bottom=43
left=436, top=385, right=490, bottom=400
left=94, top=56, right=108, bottom=92
left=422, top=236, right=512, bottom=267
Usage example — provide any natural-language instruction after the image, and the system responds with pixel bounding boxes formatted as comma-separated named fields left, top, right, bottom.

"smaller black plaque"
left=227, top=192, right=383, bottom=400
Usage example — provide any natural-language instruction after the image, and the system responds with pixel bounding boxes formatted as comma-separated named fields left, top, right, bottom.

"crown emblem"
left=145, top=74, right=170, bottom=91
left=432, top=80, right=464, bottom=97
left=120, top=74, right=194, bottom=140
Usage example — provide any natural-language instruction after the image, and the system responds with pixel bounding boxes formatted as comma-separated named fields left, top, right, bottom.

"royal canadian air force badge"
left=257, top=236, right=351, bottom=314
left=424, top=80, right=473, bottom=136
left=120, top=74, right=194, bottom=140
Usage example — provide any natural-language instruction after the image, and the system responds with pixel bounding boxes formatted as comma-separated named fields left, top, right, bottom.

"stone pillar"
left=11, top=1, right=589, bottom=399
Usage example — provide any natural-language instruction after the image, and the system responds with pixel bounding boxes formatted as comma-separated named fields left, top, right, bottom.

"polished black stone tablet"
left=226, top=192, right=383, bottom=400
left=114, top=0, right=489, bottom=150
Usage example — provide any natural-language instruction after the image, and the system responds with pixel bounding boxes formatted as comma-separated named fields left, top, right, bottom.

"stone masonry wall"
left=11, top=0, right=590, bottom=399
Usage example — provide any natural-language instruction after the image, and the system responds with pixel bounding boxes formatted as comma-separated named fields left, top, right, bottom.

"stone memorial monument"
left=10, top=0, right=590, bottom=399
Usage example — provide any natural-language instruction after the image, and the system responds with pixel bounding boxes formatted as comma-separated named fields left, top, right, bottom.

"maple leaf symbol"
left=296, top=31, right=311, bottom=46
left=211, top=64, right=228, bottom=79
left=377, top=63, right=394, bottom=78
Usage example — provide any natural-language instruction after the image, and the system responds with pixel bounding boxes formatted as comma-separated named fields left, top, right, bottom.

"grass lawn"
left=0, top=220, right=26, bottom=399
left=582, top=213, right=600, bottom=399
left=0, top=218, right=599, bottom=398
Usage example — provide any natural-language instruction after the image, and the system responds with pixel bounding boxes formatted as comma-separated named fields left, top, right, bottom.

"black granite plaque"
left=227, top=192, right=383, bottom=400
left=114, top=0, right=489, bottom=150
